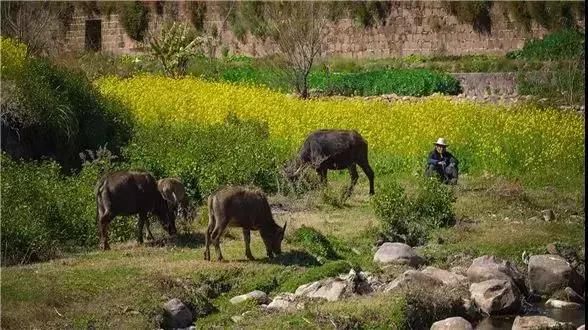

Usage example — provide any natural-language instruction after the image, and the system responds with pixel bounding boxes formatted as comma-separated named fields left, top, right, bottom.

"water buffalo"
left=95, top=170, right=177, bottom=250
left=284, top=129, right=375, bottom=196
left=157, top=177, right=189, bottom=218
left=204, top=186, right=286, bottom=261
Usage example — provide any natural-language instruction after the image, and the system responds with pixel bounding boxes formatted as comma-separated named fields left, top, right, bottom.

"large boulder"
left=422, top=266, right=468, bottom=286
left=469, top=279, right=520, bottom=315
left=511, top=316, right=574, bottom=330
left=229, top=290, right=270, bottom=305
left=545, top=298, right=583, bottom=310
left=528, top=254, right=583, bottom=295
left=466, top=255, right=526, bottom=293
left=430, top=316, right=473, bottom=330
left=373, top=242, right=424, bottom=267
left=384, top=270, right=444, bottom=293
left=294, top=278, right=350, bottom=302
left=162, top=298, right=193, bottom=329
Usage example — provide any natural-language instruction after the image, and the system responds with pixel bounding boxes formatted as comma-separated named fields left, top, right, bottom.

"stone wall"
left=54, top=1, right=582, bottom=58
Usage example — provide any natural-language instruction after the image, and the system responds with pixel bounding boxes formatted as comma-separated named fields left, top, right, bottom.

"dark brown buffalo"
left=285, top=129, right=375, bottom=196
left=204, top=186, right=286, bottom=261
left=95, top=170, right=177, bottom=250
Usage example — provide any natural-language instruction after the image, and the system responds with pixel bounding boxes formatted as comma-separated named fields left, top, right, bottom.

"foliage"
left=1, top=41, right=133, bottom=169
left=120, top=1, right=150, bottom=42
left=506, top=29, right=585, bottom=61
left=98, top=76, right=584, bottom=187
left=289, top=226, right=340, bottom=262
left=309, top=68, right=462, bottom=96
left=148, top=22, right=208, bottom=77
left=187, top=1, right=207, bottom=31
left=371, top=178, right=454, bottom=246
left=442, top=1, right=493, bottom=34
left=0, top=154, right=135, bottom=265
left=122, top=112, right=284, bottom=202
left=0, top=36, right=27, bottom=79
left=499, top=1, right=584, bottom=32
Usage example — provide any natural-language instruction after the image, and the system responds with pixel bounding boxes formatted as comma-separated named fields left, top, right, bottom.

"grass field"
left=1, top=174, right=583, bottom=329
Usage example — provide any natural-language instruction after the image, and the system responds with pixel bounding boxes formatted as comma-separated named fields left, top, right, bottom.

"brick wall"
left=55, top=1, right=582, bottom=58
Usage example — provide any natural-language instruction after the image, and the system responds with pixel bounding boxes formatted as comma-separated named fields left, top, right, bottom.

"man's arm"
left=427, top=151, right=438, bottom=165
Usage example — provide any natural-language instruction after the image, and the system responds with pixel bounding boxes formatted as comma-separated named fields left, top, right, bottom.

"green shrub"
left=1, top=41, right=133, bottom=169
left=0, top=153, right=135, bottom=265
left=507, top=29, right=584, bottom=60
left=308, top=69, right=462, bottom=96
left=372, top=178, right=455, bottom=246
left=124, top=113, right=286, bottom=202
left=0, top=36, right=27, bottom=80
left=289, top=226, right=340, bottom=262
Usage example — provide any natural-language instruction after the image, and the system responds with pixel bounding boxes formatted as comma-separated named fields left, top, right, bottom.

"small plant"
left=371, top=178, right=455, bottom=246
left=148, top=22, right=208, bottom=77
left=289, top=226, right=340, bottom=262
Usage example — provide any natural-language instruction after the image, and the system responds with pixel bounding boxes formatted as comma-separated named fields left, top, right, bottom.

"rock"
left=545, top=298, right=582, bottom=309
left=564, top=287, right=585, bottom=304
left=229, top=290, right=270, bottom=305
left=578, top=325, right=585, bottom=330
left=430, top=316, right=473, bottom=330
left=162, top=298, right=193, bottom=329
left=373, top=242, right=424, bottom=267
left=450, top=266, right=468, bottom=276
left=231, top=315, right=243, bottom=323
left=466, top=255, right=526, bottom=293
left=295, top=278, right=349, bottom=301
left=511, top=315, right=574, bottom=330
left=469, top=279, right=520, bottom=315
left=542, top=209, right=556, bottom=221
left=422, top=266, right=468, bottom=286
left=295, top=281, right=321, bottom=296
left=266, top=293, right=297, bottom=311
left=528, top=255, right=580, bottom=295
left=384, top=270, right=443, bottom=293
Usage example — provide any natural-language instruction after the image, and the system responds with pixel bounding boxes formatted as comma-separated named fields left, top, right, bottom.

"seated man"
left=425, top=138, right=459, bottom=184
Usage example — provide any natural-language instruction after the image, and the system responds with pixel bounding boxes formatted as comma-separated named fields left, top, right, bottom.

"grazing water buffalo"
left=284, top=129, right=375, bottom=196
left=157, top=177, right=189, bottom=218
left=204, top=186, right=286, bottom=261
left=95, top=171, right=177, bottom=250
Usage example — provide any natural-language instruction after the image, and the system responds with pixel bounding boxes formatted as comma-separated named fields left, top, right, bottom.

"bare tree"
left=0, top=2, right=65, bottom=56
left=265, top=2, right=329, bottom=99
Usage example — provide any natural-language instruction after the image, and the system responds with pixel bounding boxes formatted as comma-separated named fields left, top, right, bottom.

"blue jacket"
left=427, top=149, right=458, bottom=166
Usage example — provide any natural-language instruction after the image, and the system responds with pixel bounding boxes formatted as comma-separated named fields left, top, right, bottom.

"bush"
left=120, top=1, right=150, bottom=42
left=123, top=113, right=285, bottom=202
left=371, top=178, right=454, bottom=246
left=507, top=29, right=585, bottom=61
left=308, top=69, right=462, bottom=96
left=289, top=226, right=340, bottom=262
left=1, top=38, right=133, bottom=169
left=517, top=60, right=585, bottom=105
left=0, top=153, right=135, bottom=265
left=0, top=36, right=27, bottom=80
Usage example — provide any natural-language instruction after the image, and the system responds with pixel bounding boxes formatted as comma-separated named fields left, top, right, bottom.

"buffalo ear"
left=282, top=221, right=287, bottom=234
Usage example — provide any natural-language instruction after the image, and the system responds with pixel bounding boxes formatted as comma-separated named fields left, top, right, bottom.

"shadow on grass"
left=174, top=232, right=206, bottom=248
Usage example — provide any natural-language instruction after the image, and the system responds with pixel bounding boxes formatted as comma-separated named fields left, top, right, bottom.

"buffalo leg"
left=243, top=229, right=255, bottom=260
left=99, top=211, right=112, bottom=251
left=145, top=219, right=155, bottom=241
left=211, top=226, right=224, bottom=261
left=358, top=160, right=375, bottom=195
left=137, top=213, right=148, bottom=244
left=345, top=164, right=359, bottom=198
left=204, top=206, right=215, bottom=261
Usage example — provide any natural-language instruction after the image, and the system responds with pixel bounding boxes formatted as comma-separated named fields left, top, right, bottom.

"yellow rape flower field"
left=98, top=75, right=584, bottom=187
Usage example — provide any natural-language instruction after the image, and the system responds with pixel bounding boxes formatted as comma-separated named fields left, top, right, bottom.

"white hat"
left=434, top=138, right=448, bottom=146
